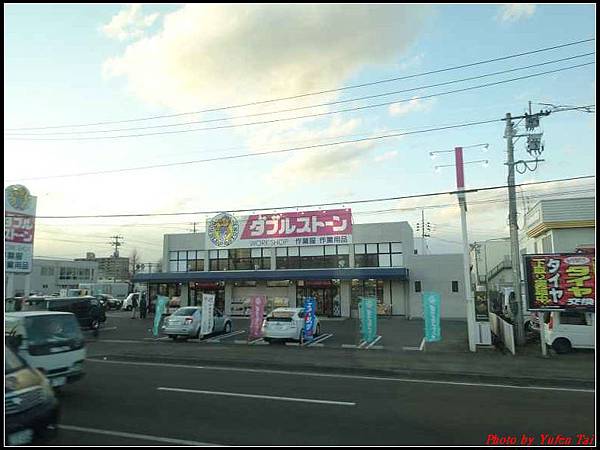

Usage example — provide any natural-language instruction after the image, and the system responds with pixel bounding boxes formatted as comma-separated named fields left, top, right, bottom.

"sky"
left=4, top=3, right=596, bottom=264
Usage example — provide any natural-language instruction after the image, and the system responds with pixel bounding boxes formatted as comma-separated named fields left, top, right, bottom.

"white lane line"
left=158, top=387, right=356, bottom=406
left=58, top=424, right=218, bottom=446
left=366, top=336, right=382, bottom=349
left=306, top=333, right=334, bottom=347
left=96, top=339, right=147, bottom=344
left=403, top=347, right=420, bottom=351
left=248, top=338, right=267, bottom=345
left=87, top=359, right=595, bottom=393
left=212, top=330, right=246, bottom=341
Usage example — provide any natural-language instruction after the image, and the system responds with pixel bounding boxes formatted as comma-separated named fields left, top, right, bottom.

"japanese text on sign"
left=525, top=254, right=595, bottom=311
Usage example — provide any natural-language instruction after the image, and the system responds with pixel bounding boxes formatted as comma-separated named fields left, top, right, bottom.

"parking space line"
left=341, top=344, right=358, bottom=348
left=58, top=424, right=218, bottom=446
left=366, top=336, right=382, bottom=349
left=158, top=387, right=356, bottom=406
left=305, top=333, right=334, bottom=347
left=285, top=342, right=300, bottom=346
left=213, top=330, right=246, bottom=341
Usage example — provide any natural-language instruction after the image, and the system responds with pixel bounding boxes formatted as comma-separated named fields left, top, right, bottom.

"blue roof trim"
left=133, top=267, right=409, bottom=283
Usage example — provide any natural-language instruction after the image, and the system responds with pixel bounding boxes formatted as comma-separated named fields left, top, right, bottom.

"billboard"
left=5, top=185, right=37, bottom=274
left=524, top=253, right=595, bottom=311
left=206, top=209, right=352, bottom=249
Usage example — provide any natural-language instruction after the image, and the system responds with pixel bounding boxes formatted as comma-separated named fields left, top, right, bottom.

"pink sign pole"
left=248, top=295, right=267, bottom=340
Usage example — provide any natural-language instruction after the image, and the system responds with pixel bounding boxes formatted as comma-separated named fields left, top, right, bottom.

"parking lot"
left=95, top=309, right=468, bottom=352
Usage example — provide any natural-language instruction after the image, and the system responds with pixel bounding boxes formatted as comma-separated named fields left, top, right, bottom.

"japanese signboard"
left=474, top=291, right=489, bottom=321
left=200, top=293, right=216, bottom=336
left=422, top=292, right=441, bottom=342
left=359, top=297, right=378, bottom=344
left=302, top=297, right=317, bottom=342
left=206, top=209, right=352, bottom=249
left=248, top=295, right=267, bottom=339
left=5, top=185, right=37, bottom=274
left=524, top=253, right=596, bottom=311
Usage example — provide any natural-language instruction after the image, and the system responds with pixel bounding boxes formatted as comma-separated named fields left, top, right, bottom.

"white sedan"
left=262, top=308, right=320, bottom=343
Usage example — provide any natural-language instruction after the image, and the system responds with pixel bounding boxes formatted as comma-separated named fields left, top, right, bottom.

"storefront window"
left=354, top=242, right=403, bottom=268
left=276, top=246, right=300, bottom=269
left=296, top=279, right=340, bottom=317
left=351, top=279, right=384, bottom=310
left=209, top=250, right=229, bottom=271
left=169, top=249, right=205, bottom=272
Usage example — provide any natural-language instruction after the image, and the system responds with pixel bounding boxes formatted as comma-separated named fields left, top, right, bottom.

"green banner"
left=422, top=292, right=441, bottom=342
left=359, top=297, right=378, bottom=343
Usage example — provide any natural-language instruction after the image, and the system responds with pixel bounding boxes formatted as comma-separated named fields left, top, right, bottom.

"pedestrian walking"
left=139, top=293, right=147, bottom=319
left=131, top=294, right=139, bottom=319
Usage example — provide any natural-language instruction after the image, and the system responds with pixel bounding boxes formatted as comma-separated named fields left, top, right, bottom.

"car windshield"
left=25, top=315, right=84, bottom=345
left=5, top=345, right=26, bottom=374
left=173, top=308, right=198, bottom=316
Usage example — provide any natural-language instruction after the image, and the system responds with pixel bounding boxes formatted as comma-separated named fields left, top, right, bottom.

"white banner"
left=200, top=293, right=215, bottom=336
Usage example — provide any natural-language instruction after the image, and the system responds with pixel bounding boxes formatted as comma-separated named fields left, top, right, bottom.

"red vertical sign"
left=249, top=295, right=267, bottom=339
left=454, top=147, right=465, bottom=189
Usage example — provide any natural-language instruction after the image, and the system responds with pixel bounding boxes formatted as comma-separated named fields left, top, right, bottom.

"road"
left=47, top=356, right=595, bottom=446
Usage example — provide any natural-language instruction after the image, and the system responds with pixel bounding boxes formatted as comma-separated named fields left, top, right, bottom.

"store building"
left=133, top=210, right=466, bottom=319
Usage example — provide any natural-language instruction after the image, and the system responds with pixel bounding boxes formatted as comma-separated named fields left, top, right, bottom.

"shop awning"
left=133, top=267, right=409, bottom=283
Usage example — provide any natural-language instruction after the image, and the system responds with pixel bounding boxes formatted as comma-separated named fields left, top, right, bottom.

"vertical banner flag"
left=249, top=295, right=267, bottom=339
left=422, top=292, right=441, bottom=342
left=200, top=293, right=216, bottom=336
left=359, top=297, right=378, bottom=344
left=153, top=295, right=169, bottom=337
left=302, top=297, right=317, bottom=341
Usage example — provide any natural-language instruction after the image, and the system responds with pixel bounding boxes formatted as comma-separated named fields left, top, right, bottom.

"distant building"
left=75, top=252, right=130, bottom=282
left=11, top=257, right=98, bottom=296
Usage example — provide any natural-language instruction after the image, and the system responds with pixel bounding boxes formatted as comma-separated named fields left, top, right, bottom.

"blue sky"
left=4, top=4, right=596, bottom=262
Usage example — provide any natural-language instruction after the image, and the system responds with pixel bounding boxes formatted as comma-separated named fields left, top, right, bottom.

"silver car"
left=262, top=308, right=321, bottom=343
left=162, top=306, right=232, bottom=340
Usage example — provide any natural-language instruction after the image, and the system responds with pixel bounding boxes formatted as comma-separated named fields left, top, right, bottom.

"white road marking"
left=341, top=344, right=358, bottom=348
left=158, top=387, right=356, bottom=406
left=285, top=342, right=300, bottom=346
left=419, top=338, right=426, bottom=351
left=58, top=424, right=218, bottom=446
left=95, top=339, right=147, bottom=344
left=248, top=338, right=267, bottom=345
left=87, top=358, right=595, bottom=393
left=304, top=333, right=334, bottom=347
left=366, top=336, right=382, bottom=349
left=212, top=330, right=246, bottom=341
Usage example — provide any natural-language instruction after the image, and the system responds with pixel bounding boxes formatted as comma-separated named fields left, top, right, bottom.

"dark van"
left=23, top=296, right=106, bottom=331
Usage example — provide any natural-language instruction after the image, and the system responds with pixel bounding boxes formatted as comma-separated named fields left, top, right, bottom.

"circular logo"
left=208, top=213, right=239, bottom=247
left=5, top=185, right=31, bottom=211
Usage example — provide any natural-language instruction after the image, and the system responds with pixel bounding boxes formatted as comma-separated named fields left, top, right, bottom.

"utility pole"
left=415, top=210, right=431, bottom=255
left=190, top=222, right=199, bottom=233
left=110, top=235, right=124, bottom=258
left=504, top=113, right=526, bottom=346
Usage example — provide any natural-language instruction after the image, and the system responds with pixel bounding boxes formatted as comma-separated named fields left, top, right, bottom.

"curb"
left=87, top=352, right=595, bottom=390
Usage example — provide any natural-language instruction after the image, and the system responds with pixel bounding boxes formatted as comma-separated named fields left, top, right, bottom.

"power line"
left=32, top=175, right=595, bottom=219
left=5, top=117, right=504, bottom=181
left=6, top=53, right=594, bottom=137
left=5, top=37, right=594, bottom=131
left=5, top=62, right=594, bottom=142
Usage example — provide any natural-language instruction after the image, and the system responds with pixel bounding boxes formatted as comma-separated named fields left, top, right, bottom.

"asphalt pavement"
left=47, top=356, right=595, bottom=446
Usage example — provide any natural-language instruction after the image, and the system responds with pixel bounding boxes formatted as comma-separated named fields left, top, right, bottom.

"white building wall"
left=551, top=228, right=596, bottom=253
left=408, top=254, right=466, bottom=319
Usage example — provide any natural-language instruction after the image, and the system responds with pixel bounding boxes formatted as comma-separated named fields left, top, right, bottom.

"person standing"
left=131, top=294, right=139, bottom=319
left=139, top=293, right=147, bottom=319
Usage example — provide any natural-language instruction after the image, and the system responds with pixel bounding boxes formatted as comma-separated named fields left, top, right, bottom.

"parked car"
left=5, top=311, right=86, bottom=388
left=5, top=344, right=60, bottom=445
left=96, top=294, right=122, bottom=311
left=262, top=308, right=321, bottom=343
left=45, top=297, right=106, bottom=331
left=543, top=310, right=594, bottom=353
left=162, top=306, right=232, bottom=340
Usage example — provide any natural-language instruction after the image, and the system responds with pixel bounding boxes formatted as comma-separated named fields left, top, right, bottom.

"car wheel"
left=224, top=321, right=232, bottom=334
left=552, top=338, right=572, bottom=354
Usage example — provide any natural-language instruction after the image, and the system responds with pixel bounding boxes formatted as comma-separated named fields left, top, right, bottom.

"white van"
left=543, top=310, right=595, bottom=353
left=122, top=292, right=141, bottom=311
left=5, top=311, right=86, bottom=388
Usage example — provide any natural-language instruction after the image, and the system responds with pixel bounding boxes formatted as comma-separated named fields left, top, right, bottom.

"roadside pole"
left=539, top=312, right=548, bottom=357
left=504, top=113, right=526, bottom=346
left=455, top=147, right=477, bottom=352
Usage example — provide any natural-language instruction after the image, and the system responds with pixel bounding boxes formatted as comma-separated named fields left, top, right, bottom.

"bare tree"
left=130, top=249, right=142, bottom=279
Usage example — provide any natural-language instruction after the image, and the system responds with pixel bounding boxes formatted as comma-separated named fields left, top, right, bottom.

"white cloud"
left=389, top=97, right=436, bottom=117
left=101, top=4, right=159, bottom=41
left=497, top=4, right=536, bottom=23
left=103, top=4, right=432, bottom=111
left=374, top=150, right=398, bottom=162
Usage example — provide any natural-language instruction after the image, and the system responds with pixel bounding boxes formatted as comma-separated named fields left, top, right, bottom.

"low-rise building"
left=134, top=210, right=466, bottom=319
left=10, top=258, right=98, bottom=296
